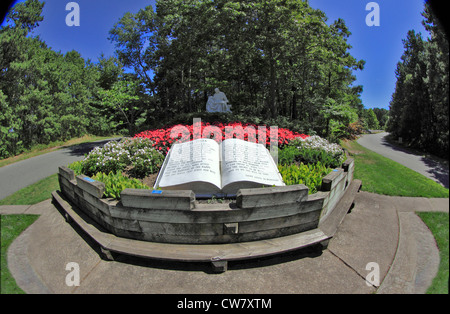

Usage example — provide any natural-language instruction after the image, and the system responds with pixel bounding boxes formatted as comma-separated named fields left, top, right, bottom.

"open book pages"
left=154, top=138, right=284, bottom=197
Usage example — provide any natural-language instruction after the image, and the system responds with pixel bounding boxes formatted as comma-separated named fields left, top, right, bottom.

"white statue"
left=206, top=88, right=232, bottom=113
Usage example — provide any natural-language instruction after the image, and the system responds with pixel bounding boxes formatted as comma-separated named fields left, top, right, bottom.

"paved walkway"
left=0, top=138, right=120, bottom=200
left=357, top=132, right=449, bottom=188
left=2, top=192, right=448, bottom=294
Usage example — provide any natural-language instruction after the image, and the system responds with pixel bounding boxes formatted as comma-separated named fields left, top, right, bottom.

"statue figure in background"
left=206, top=88, right=232, bottom=113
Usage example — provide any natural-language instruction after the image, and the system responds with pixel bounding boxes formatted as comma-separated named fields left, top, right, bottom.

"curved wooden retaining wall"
left=56, top=158, right=355, bottom=245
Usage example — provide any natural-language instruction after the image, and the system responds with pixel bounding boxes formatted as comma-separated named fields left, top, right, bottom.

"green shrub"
left=79, top=138, right=164, bottom=177
left=92, top=171, right=150, bottom=200
left=128, top=146, right=164, bottom=178
left=278, top=146, right=302, bottom=165
left=68, top=160, right=83, bottom=176
left=81, top=140, right=130, bottom=176
left=278, top=162, right=331, bottom=194
left=297, top=147, right=340, bottom=168
left=288, top=135, right=345, bottom=168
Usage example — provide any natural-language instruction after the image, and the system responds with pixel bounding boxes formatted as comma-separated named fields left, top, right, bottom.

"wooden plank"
left=121, top=188, right=195, bottom=210
left=58, top=175, right=75, bottom=191
left=223, top=223, right=239, bottom=235
left=238, top=209, right=321, bottom=234
left=109, top=196, right=324, bottom=224
left=59, top=176, right=75, bottom=200
left=342, top=158, right=355, bottom=188
left=107, top=228, right=329, bottom=262
left=322, top=173, right=347, bottom=216
left=107, top=208, right=321, bottom=240
left=211, top=260, right=228, bottom=272
left=319, top=179, right=362, bottom=237
left=236, top=184, right=308, bottom=209
left=137, top=220, right=223, bottom=236
left=111, top=220, right=320, bottom=244
left=76, top=175, right=105, bottom=199
left=321, top=169, right=345, bottom=191
left=53, top=189, right=330, bottom=262
left=51, top=190, right=114, bottom=249
left=342, top=158, right=354, bottom=172
left=58, top=166, right=75, bottom=181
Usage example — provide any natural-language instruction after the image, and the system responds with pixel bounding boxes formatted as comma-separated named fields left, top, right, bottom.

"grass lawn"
left=417, top=212, right=449, bottom=294
left=0, top=174, right=59, bottom=206
left=341, top=140, right=449, bottom=198
left=1, top=215, right=39, bottom=294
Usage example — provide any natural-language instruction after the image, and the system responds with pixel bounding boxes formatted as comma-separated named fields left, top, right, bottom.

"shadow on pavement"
left=379, top=135, right=449, bottom=189
left=62, top=138, right=122, bottom=157
left=420, top=158, right=449, bottom=189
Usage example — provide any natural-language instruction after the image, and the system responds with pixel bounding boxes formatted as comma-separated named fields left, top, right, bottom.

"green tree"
left=388, top=2, right=448, bottom=157
left=421, top=2, right=448, bottom=156
left=364, top=108, right=380, bottom=130
left=108, top=7, right=157, bottom=94
left=373, top=108, right=389, bottom=129
left=98, top=76, right=142, bottom=136
left=0, top=0, right=46, bottom=156
left=0, top=0, right=119, bottom=158
left=110, top=0, right=364, bottom=140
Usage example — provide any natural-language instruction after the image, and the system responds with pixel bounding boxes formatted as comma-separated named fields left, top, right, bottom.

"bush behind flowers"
left=80, top=137, right=164, bottom=178
left=287, top=135, right=345, bottom=168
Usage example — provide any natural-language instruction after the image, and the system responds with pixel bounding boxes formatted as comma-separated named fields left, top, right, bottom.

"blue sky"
left=4, top=0, right=428, bottom=110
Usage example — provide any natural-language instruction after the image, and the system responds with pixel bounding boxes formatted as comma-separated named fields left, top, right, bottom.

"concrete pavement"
left=2, top=191, right=448, bottom=294
left=357, top=132, right=449, bottom=188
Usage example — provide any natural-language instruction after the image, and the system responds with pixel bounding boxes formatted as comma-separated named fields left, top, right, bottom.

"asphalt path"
left=0, top=138, right=121, bottom=200
left=357, top=132, right=449, bottom=189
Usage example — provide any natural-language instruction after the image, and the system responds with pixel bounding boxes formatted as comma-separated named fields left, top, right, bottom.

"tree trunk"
left=292, top=86, right=297, bottom=120
left=269, top=48, right=277, bottom=118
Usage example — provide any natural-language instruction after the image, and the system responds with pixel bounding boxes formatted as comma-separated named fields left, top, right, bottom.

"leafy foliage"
left=68, top=138, right=160, bottom=200
left=278, top=134, right=342, bottom=193
left=363, top=109, right=380, bottom=130
left=0, top=0, right=104, bottom=158
left=372, top=108, right=389, bottom=130
left=76, top=138, right=164, bottom=178
left=1, top=0, right=370, bottom=160
left=68, top=160, right=83, bottom=176
left=286, top=135, right=345, bottom=168
left=92, top=171, right=150, bottom=200
left=278, top=162, right=331, bottom=194
left=0, top=1, right=153, bottom=159
left=387, top=3, right=448, bottom=158
left=109, top=0, right=365, bottom=140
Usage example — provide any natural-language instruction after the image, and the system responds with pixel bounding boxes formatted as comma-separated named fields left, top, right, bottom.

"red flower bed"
left=134, top=121, right=309, bottom=155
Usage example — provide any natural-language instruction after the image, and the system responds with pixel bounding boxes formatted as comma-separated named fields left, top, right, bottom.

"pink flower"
left=134, top=121, right=309, bottom=154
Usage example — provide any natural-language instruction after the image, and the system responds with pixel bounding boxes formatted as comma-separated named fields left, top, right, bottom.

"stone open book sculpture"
left=153, top=138, right=284, bottom=197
